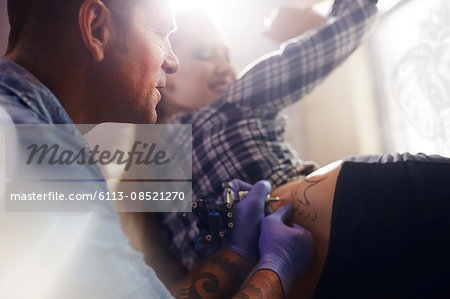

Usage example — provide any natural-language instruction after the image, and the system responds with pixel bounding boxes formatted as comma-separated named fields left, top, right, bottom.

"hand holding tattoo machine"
left=191, top=180, right=282, bottom=247
left=191, top=179, right=315, bottom=292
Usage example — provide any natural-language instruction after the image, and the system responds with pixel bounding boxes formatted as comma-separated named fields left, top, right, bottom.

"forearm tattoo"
left=173, top=252, right=250, bottom=299
left=291, top=177, right=326, bottom=223
left=205, top=253, right=243, bottom=278
left=174, top=273, right=219, bottom=299
left=233, top=270, right=282, bottom=299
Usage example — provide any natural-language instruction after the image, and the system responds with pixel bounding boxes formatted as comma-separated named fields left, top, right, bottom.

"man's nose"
left=162, top=42, right=179, bottom=75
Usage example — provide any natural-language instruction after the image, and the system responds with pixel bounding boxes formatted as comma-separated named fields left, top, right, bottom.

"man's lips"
left=156, top=77, right=166, bottom=92
left=155, top=87, right=163, bottom=102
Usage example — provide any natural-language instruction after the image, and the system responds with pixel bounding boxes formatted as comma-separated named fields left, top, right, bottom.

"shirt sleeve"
left=46, top=211, right=176, bottom=299
left=221, top=0, right=378, bottom=117
left=0, top=104, right=175, bottom=299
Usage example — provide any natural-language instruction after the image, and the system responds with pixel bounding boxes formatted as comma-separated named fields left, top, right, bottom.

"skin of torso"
left=271, top=160, right=342, bottom=299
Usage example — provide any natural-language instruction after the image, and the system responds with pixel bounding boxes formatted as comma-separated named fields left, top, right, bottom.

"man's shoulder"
left=0, top=90, right=45, bottom=124
left=0, top=57, right=47, bottom=124
left=0, top=56, right=72, bottom=124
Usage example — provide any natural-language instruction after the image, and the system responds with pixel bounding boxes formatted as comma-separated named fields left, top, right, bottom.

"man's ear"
left=78, top=0, right=111, bottom=62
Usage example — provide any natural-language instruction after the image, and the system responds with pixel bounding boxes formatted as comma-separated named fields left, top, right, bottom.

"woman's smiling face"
left=159, top=13, right=236, bottom=118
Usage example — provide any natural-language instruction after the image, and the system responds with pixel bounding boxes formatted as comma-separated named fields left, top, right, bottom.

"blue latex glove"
left=256, top=204, right=315, bottom=296
left=222, top=179, right=271, bottom=264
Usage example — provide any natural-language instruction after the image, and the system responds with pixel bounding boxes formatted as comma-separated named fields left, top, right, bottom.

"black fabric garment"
left=316, top=153, right=450, bottom=299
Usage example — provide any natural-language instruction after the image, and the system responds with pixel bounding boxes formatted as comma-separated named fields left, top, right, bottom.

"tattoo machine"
left=191, top=181, right=281, bottom=245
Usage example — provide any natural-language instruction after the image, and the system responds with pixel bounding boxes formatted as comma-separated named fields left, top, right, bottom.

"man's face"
left=96, top=0, right=179, bottom=124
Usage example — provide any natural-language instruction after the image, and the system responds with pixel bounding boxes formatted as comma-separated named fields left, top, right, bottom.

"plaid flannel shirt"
left=160, top=0, right=378, bottom=270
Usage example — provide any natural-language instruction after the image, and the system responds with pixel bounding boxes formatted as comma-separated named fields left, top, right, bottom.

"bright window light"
left=378, top=0, right=404, bottom=13
left=170, top=0, right=228, bottom=21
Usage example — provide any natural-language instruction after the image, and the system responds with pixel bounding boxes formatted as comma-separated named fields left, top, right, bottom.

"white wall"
left=369, top=0, right=450, bottom=157
left=284, top=44, right=382, bottom=166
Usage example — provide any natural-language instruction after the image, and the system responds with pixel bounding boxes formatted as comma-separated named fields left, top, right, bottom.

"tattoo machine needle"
left=237, top=191, right=283, bottom=203
left=221, top=182, right=283, bottom=205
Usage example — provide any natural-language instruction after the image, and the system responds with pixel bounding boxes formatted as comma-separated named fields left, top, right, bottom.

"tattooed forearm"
left=246, top=285, right=264, bottom=298
left=205, top=253, right=245, bottom=278
left=174, top=273, right=219, bottom=299
left=234, top=294, right=250, bottom=299
left=172, top=249, right=253, bottom=299
left=233, top=270, right=283, bottom=299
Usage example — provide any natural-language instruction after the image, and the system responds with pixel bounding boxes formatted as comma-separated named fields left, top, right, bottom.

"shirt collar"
left=0, top=56, right=73, bottom=125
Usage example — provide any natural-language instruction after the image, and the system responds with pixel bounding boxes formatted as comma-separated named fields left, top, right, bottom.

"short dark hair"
left=6, top=0, right=143, bottom=54
left=6, top=0, right=83, bottom=53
